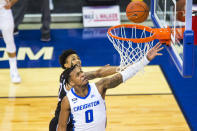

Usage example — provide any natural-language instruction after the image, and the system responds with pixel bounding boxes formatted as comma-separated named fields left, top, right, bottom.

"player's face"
left=64, top=54, right=81, bottom=68
left=70, top=67, right=88, bottom=87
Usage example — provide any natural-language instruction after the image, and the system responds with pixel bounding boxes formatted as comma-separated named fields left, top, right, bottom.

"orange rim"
left=107, top=24, right=156, bottom=43
left=107, top=24, right=171, bottom=44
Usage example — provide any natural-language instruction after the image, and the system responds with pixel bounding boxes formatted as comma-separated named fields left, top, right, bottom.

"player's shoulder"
left=62, top=95, right=68, bottom=100
left=88, top=82, right=96, bottom=87
left=88, top=83, right=101, bottom=93
left=62, top=96, right=69, bottom=104
left=58, top=76, right=69, bottom=96
left=87, top=83, right=98, bottom=91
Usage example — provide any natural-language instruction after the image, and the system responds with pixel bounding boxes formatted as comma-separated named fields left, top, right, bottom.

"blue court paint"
left=0, top=28, right=197, bottom=130
left=161, top=46, right=197, bottom=130
left=151, top=0, right=194, bottom=77
left=0, top=28, right=120, bottom=68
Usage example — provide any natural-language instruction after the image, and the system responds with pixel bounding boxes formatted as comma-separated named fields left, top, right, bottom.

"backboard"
left=151, top=0, right=194, bottom=77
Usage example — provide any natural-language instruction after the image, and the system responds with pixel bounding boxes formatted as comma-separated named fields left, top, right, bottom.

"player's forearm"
left=107, top=73, right=123, bottom=88
left=98, top=73, right=123, bottom=90
left=104, top=57, right=149, bottom=89
left=97, top=57, right=149, bottom=90
left=120, top=56, right=149, bottom=82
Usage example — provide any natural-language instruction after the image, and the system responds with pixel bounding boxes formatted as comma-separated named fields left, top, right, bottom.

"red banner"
left=192, top=16, right=197, bottom=45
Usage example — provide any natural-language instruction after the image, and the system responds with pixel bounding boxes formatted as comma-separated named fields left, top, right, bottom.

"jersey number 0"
left=85, top=109, right=93, bottom=123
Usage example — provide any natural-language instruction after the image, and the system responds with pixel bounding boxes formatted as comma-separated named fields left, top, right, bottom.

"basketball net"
left=107, top=24, right=154, bottom=72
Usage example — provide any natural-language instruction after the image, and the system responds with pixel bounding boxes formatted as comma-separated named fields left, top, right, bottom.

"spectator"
left=1, top=0, right=51, bottom=42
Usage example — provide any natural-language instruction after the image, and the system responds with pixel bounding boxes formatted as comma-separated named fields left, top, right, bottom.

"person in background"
left=0, top=0, right=21, bottom=83
left=0, top=0, right=51, bottom=42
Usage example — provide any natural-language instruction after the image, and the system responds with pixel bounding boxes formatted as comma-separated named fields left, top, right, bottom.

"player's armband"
left=120, top=56, right=149, bottom=82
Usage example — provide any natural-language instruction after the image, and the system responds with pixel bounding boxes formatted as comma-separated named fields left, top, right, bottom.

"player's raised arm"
left=57, top=96, right=70, bottom=131
left=96, top=43, right=163, bottom=94
left=84, top=65, right=118, bottom=80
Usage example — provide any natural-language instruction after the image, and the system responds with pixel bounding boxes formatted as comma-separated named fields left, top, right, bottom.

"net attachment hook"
left=152, top=27, right=171, bottom=45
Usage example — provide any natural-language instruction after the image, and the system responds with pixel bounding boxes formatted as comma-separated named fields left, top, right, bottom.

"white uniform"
left=0, top=0, right=6, bottom=8
left=0, top=0, right=21, bottom=83
left=0, top=0, right=16, bottom=53
left=67, top=83, right=106, bottom=131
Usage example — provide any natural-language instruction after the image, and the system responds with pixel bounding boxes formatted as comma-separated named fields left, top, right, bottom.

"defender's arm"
left=85, top=65, right=118, bottom=80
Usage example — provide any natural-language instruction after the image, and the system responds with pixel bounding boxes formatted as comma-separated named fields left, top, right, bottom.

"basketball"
left=126, top=1, right=149, bottom=23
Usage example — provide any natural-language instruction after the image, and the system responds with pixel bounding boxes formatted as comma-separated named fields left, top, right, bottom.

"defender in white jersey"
left=0, top=0, right=21, bottom=83
left=58, top=43, right=164, bottom=131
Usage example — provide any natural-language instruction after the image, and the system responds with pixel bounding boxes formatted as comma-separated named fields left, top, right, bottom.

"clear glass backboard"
left=151, top=0, right=194, bottom=77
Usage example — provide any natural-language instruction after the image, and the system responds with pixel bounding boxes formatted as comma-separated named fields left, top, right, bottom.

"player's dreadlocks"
left=60, top=64, right=78, bottom=84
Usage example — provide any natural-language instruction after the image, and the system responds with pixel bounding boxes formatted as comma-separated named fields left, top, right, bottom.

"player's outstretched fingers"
left=154, top=42, right=162, bottom=50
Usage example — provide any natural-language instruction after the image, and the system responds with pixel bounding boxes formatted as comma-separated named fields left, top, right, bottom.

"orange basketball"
left=126, top=1, right=149, bottom=23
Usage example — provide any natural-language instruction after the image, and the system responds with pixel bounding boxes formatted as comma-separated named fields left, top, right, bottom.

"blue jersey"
left=67, top=83, right=106, bottom=131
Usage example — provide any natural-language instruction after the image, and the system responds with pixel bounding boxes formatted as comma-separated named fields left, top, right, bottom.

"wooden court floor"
left=0, top=66, right=190, bottom=131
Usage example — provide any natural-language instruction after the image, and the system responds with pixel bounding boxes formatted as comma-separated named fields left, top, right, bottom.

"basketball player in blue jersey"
left=0, top=0, right=21, bottom=83
left=57, top=43, right=163, bottom=131
left=49, top=49, right=118, bottom=131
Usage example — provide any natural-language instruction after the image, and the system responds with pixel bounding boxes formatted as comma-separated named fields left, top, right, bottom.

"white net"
left=107, top=25, right=154, bottom=71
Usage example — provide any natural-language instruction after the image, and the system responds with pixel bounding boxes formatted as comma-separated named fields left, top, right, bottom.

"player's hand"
left=4, top=1, right=12, bottom=9
left=146, top=42, right=164, bottom=61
